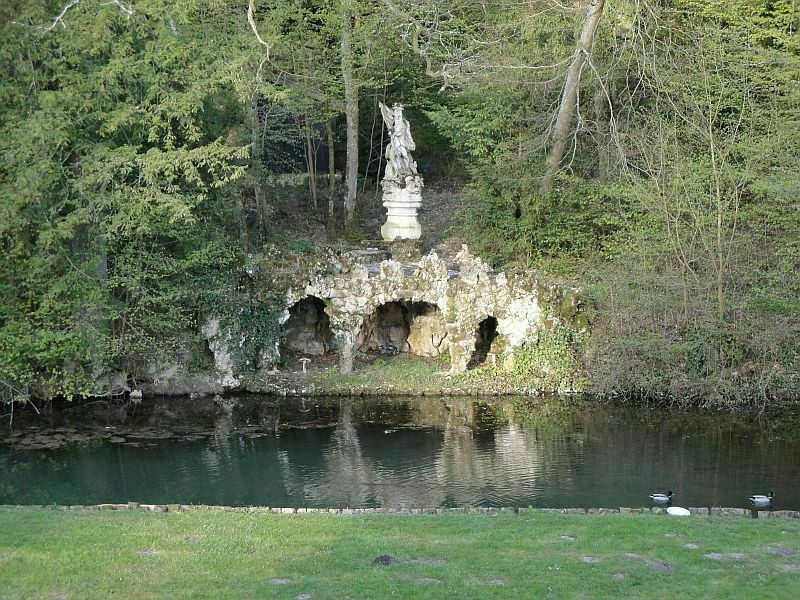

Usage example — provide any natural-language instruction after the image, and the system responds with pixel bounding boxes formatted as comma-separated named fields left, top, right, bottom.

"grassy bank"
left=2, top=508, right=799, bottom=598
left=276, top=354, right=549, bottom=397
left=267, top=354, right=800, bottom=410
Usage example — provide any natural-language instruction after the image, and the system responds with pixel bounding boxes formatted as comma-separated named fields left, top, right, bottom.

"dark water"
left=2, top=396, right=800, bottom=509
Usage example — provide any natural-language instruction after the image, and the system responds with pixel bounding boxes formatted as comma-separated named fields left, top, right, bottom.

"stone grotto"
left=197, top=244, right=588, bottom=388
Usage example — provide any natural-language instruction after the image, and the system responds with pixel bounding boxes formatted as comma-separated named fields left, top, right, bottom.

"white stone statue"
left=378, top=102, right=423, bottom=241
left=379, top=102, right=418, bottom=180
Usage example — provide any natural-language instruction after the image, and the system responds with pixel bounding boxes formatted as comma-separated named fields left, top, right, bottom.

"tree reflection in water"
left=276, top=398, right=584, bottom=508
left=2, top=395, right=799, bottom=508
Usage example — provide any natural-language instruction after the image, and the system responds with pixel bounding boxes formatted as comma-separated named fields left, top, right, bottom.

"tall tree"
left=540, top=0, right=607, bottom=194
left=340, top=2, right=359, bottom=227
left=0, top=1, right=250, bottom=402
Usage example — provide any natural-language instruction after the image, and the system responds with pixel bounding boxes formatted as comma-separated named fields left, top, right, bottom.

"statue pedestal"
left=380, top=186, right=422, bottom=241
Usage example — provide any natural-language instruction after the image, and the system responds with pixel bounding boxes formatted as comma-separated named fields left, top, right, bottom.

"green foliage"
left=185, top=335, right=215, bottom=375
left=509, top=325, right=586, bottom=392
left=585, top=255, right=800, bottom=406
left=676, top=0, right=800, bottom=52
left=226, top=295, right=283, bottom=372
left=0, top=1, right=250, bottom=402
left=287, top=240, right=316, bottom=254
left=423, top=3, right=634, bottom=272
left=581, top=5, right=800, bottom=405
left=427, top=0, right=799, bottom=405
left=0, top=0, right=797, bottom=407
left=433, top=352, right=451, bottom=366
left=451, top=180, right=634, bottom=270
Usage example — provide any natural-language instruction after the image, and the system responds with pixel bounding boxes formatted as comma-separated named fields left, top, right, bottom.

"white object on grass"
left=666, top=506, right=691, bottom=516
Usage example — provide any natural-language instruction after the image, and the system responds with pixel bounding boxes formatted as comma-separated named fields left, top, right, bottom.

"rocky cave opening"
left=468, top=316, right=499, bottom=369
left=356, top=300, right=448, bottom=357
left=281, top=296, right=334, bottom=356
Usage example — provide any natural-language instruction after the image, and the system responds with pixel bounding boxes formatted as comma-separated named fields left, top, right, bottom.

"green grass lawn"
left=311, top=354, right=516, bottom=396
left=313, top=354, right=452, bottom=392
left=1, top=508, right=799, bottom=599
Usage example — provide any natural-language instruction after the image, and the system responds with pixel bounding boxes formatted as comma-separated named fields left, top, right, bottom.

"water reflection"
left=1, top=396, right=800, bottom=509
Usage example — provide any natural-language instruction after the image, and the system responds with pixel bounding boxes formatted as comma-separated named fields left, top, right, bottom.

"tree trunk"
left=326, top=117, right=337, bottom=239
left=249, top=95, right=267, bottom=240
left=592, top=85, right=611, bottom=178
left=337, top=330, right=357, bottom=375
left=540, top=0, right=606, bottom=195
left=303, top=113, right=318, bottom=209
left=341, top=5, right=359, bottom=227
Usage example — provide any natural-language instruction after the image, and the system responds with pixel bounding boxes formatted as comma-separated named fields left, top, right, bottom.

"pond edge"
left=2, top=504, right=798, bottom=519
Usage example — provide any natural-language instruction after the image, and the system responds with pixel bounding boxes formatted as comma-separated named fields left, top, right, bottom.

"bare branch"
left=100, top=1, right=134, bottom=17
left=43, top=0, right=81, bottom=31
left=477, top=57, right=572, bottom=71
left=380, top=0, right=453, bottom=80
left=247, top=0, right=271, bottom=59
left=18, top=0, right=135, bottom=32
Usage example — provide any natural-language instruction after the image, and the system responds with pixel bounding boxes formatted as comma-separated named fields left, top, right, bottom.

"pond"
left=2, top=396, right=799, bottom=510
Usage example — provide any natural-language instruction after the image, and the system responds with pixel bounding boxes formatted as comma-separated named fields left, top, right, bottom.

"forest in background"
left=1, top=0, right=798, bottom=407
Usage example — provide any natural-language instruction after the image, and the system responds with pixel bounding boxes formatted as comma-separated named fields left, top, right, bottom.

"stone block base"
left=381, top=188, right=422, bottom=241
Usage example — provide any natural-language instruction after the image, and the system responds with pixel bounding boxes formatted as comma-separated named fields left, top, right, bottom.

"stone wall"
left=200, top=244, right=587, bottom=388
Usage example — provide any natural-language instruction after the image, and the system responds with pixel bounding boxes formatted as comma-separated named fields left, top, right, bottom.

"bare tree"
left=539, top=0, right=606, bottom=194
left=622, top=28, right=758, bottom=324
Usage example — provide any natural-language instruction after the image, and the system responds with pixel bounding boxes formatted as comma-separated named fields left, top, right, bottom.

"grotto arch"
left=280, top=295, right=334, bottom=356
left=467, top=316, right=499, bottom=369
left=355, top=300, right=448, bottom=357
